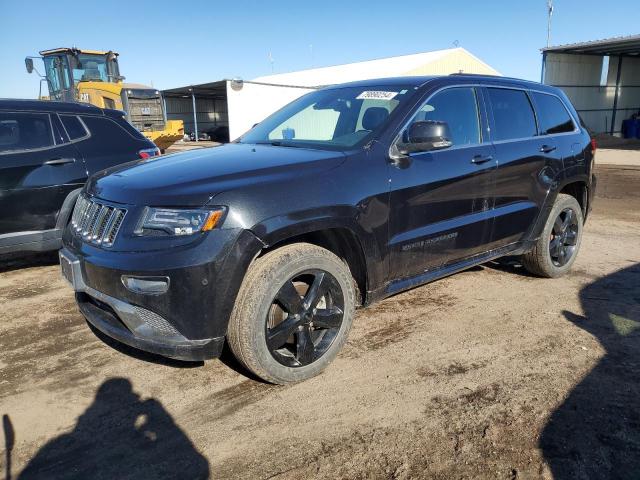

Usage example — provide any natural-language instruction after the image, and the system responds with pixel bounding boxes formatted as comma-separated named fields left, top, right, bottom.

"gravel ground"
left=1, top=161, right=639, bottom=480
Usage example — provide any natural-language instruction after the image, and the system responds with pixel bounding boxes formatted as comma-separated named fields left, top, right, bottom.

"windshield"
left=238, top=85, right=417, bottom=150
left=70, top=53, right=119, bottom=83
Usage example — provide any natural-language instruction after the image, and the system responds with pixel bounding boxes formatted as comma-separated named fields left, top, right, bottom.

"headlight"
left=134, top=207, right=225, bottom=236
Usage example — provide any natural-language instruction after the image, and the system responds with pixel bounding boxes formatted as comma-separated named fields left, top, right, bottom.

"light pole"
left=546, top=0, right=554, bottom=48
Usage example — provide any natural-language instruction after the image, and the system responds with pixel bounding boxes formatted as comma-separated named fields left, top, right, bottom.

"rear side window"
left=487, top=88, right=537, bottom=141
left=115, top=115, right=147, bottom=140
left=60, top=115, right=89, bottom=140
left=0, top=112, right=54, bottom=152
left=412, top=87, right=481, bottom=146
left=531, top=92, right=575, bottom=135
left=80, top=115, right=143, bottom=141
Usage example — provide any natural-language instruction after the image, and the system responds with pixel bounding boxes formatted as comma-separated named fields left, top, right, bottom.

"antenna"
left=546, top=0, right=554, bottom=47
left=268, top=52, right=274, bottom=73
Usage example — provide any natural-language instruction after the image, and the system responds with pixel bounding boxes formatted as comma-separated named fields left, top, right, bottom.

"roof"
left=162, top=80, right=227, bottom=98
left=0, top=98, right=104, bottom=114
left=542, top=34, right=640, bottom=56
left=253, top=47, right=500, bottom=87
left=39, top=48, right=118, bottom=56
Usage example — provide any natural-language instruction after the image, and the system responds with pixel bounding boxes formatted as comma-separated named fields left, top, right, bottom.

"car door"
left=484, top=87, right=560, bottom=249
left=388, top=86, right=497, bottom=281
left=0, top=110, right=86, bottom=235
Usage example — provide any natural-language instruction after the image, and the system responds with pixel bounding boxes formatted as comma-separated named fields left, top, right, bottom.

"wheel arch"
left=257, top=224, right=371, bottom=306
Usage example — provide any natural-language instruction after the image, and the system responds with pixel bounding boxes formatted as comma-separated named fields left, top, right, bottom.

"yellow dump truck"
left=25, top=48, right=183, bottom=151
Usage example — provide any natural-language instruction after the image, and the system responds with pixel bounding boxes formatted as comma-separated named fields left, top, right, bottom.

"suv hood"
left=86, top=144, right=346, bottom=206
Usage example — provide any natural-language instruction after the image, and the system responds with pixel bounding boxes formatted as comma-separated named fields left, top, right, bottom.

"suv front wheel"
left=227, top=243, right=356, bottom=384
left=522, top=193, right=584, bottom=278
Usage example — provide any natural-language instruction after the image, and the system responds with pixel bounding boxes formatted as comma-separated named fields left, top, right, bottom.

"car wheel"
left=521, top=193, right=583, bottom=278
left=227, top=243, right=356, bottom=384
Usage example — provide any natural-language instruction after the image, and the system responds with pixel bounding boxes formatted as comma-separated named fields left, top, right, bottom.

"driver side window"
left=409, top=87, right=481, bottom=147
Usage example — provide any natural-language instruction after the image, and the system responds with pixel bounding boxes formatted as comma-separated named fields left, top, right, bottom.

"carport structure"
left=161, top=80, right=315, bottom=142
left=542, top=34, right=640, bottom=135
left=161, top=81, right=228, bottom=142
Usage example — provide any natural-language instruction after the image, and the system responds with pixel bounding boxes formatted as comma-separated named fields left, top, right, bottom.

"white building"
left=163, top=47, right=500, bottom=141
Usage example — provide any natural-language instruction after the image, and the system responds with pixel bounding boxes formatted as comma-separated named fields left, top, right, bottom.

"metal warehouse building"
left=542, top=34, right=640, bottom=135
left=162, top=47, right=499, bottom=141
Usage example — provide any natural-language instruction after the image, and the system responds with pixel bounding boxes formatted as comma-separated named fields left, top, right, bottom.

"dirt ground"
left=1, top=160, right=639, bottom=480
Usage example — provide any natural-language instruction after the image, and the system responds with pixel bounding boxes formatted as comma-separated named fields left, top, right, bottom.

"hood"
left=86, top=143, right=346, bottom=206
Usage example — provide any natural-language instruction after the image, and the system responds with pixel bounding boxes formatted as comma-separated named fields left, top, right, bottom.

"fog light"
left=122, top=276, right=169, bottom=295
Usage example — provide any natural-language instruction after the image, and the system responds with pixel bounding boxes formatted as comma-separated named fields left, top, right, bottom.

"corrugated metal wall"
left=165, top=97, right=228, bottom=135
left=544, top=53, right=640, bottom=134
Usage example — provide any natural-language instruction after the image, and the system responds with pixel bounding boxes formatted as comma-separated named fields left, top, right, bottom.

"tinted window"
left=532, top=92, right=575, bottom=134
left=0, top=112, right=54, bottom=152
left=487, top=88, right=537, bottom=141
left=60, top=115, right=89, bottom=140
left=411, top=87, right=481, bottom=146
left=81, top=115, right=140, bottom=142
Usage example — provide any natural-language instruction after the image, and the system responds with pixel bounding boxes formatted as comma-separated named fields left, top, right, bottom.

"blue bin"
left=636, top=119, right=640, bottom=139
left=622, top=119, right=638, bottom=139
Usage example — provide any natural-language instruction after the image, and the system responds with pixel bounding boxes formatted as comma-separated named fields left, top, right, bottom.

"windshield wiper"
left=254, top=140, right=302, bottom=148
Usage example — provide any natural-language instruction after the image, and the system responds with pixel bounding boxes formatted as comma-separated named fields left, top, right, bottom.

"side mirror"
left=399, top=120, right=453, bottom=154
left=25, top=58, right=34, bottom=74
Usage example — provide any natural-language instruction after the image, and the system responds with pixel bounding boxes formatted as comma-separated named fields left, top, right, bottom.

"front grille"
left=127, top=97, right=165, bottom=132
left=71, top=196, right=126, bottom=247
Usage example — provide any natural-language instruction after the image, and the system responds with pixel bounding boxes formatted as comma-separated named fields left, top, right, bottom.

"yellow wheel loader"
left=25, top=48, right=183, bottom=151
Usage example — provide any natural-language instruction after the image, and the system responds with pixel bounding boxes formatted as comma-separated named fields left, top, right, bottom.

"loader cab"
left=34, top=48, right=122, bottom=102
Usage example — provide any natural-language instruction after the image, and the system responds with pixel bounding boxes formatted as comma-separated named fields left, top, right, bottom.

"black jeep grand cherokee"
left=61, top=75, right=595, bottom=384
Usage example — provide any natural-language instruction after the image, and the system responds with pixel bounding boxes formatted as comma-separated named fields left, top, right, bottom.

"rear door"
left=484, top=87, right=553, bottom=249
left=529, top=90, right=580, bottom=174
left=0, top=110, right=86, bottom=235
left=388, top=86, right=497, bottom=280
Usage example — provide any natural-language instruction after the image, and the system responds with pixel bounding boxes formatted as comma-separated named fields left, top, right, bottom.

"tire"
left=521, top=193, right=584, bottom=278
left=227, top=243, right=356, bottom=384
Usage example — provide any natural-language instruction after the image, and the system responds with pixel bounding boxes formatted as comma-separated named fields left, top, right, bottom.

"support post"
left=191, top=89, right=199, bottom=142
left=540, top=51, right=547, bottom=84
left=162, top=97, right=168, bottom=123
left=610, top=56, right=623, bottom=135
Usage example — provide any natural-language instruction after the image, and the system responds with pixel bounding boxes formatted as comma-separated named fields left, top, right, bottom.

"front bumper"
left=59, top=219, right=264, bottom=361
left=60, top=248, right=224, bottom=361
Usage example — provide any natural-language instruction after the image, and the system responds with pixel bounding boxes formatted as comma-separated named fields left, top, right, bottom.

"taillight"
left=590, top=138, right=597, bottom=154
left=139, top=147, right=161, bottom=159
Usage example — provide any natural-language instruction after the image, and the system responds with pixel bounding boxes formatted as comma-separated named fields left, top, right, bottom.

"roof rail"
left=449, top=72, right=541, bottom=84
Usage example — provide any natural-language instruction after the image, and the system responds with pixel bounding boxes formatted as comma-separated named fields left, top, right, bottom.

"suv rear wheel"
left=227, top=243, right=356, bottom=384
left=522, top=193, right=583, bottom=278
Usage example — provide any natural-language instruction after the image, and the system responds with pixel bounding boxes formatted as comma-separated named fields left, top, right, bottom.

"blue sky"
left=1, top=0, right=637, bottom=98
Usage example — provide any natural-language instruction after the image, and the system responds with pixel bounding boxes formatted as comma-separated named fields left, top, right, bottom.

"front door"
left=388, top=86, right=497, bottom=281
left=0, top=111, right=85, bottom=235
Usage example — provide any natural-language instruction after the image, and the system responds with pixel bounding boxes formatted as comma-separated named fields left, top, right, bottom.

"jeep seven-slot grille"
left=71, top=196, right=126, bottom=247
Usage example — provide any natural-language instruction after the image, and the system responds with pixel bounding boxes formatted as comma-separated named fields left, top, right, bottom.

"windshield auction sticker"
left=356, top=91, right=398, bottom=100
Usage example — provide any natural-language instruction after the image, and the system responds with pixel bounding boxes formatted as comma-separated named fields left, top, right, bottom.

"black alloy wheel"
left=549, top=207, right=579, bottom=267
left=266, top=270, right=344, bottom=367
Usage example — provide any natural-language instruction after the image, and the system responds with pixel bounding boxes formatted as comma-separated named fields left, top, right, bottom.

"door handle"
left=471, top=154, right=493, bottom=165
left=43, top=157, right=76, bottom=166
left=539, top=145, right=557, bottom=154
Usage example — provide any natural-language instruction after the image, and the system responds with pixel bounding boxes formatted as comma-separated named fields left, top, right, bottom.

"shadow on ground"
left=540, top=263, right=640, bottom=478
left=11, top=378, right=209, bottom=480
